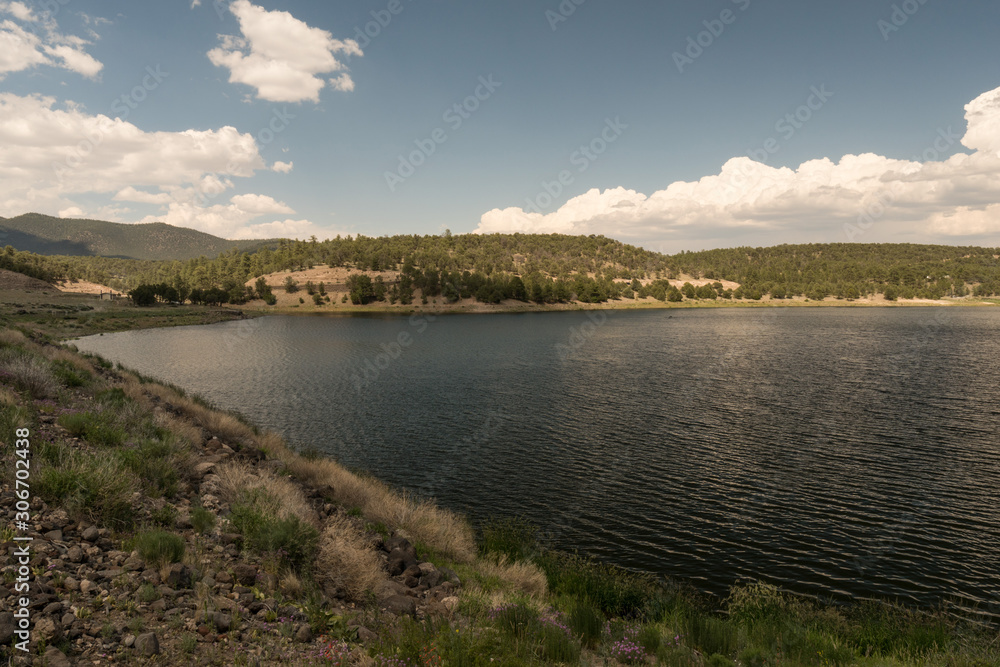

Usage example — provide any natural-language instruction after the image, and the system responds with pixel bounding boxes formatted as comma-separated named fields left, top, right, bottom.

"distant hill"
left=0, top=213, right=278, bottom=261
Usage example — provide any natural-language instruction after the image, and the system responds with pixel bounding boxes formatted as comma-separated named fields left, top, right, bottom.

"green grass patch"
left=51, top=359, right=90, bottom=387
left=190, top=505, right=216, bottom=534
left=477, top=516, right=537, bottom=563
left=229, top=497, right=319, bottom=574
left=35, top=444, right=136, bottom=529
left=116, top=439, right=181, bottom=498
left=132, top=529, right=185, bottom=568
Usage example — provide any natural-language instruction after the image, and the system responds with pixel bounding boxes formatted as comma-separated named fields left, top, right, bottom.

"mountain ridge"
left=0, top=213, right=278, bottom=261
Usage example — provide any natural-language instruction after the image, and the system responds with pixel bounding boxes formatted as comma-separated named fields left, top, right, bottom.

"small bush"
left=0, top=400, right=31, bottom=440
left=230, top=503, right=319, bottom=573
left=137, top=582, right=161, bottom=603
left=315, top=514, right=386, bottom=601
left=190, top=505, right=216, bottom=534
left=537, top=551, right=656, bottom=619
left=133, top=530, right=185, bottom=568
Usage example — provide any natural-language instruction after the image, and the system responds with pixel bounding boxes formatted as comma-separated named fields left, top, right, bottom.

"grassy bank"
left=1, top=328, right=998, bottom=665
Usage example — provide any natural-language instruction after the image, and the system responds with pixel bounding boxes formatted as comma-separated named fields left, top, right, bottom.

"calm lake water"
left=74, top=307, right=1000, bottom=618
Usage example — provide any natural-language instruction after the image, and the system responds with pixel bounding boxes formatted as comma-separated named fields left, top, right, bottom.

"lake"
left=73, top=307, right=1000, bottom=619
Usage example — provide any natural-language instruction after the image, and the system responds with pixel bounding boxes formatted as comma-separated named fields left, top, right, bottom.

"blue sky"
left=1, top=0, right=999, bottom=252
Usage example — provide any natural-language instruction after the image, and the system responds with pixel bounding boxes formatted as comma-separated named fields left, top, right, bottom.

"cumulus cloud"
left=208, top=0, right=362, bottom=103
left=0, top=5, right=104, bottom=79
left=271, top=160, right=293, bottom=173
left=477, top=86, right=1000, bottom=250
left=0, top=92, right=308, bottom=238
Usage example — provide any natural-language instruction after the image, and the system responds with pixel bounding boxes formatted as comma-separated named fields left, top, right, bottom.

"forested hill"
left=1, top=228, right=999, bottom=303
left=0, top=213, right=275, bottom=260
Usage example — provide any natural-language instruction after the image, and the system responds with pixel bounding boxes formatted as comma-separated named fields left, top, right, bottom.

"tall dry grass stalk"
left=315, top=514, right=387, bottom=601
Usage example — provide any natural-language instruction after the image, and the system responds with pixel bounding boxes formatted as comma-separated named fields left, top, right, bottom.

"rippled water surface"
left=74, top=307, right=1000, bottom=616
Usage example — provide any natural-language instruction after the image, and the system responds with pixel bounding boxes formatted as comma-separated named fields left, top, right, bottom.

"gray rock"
left=0, top=612, right=15, bottom=645
left=44, top=529, right=63, bottom=541
left=232, top=563, right=257, bottom=586
left=66, top=546, right=84, bottom=563
left=381, top=595, right=417, bottom=617
left=357, top=626, right=377, bottom=643
left=165, top=563, right=190, bottom=589
left=82, top=525, right=99, bottom=542
left=43, top=648, right=71, bottom=667
left=294, top=623, right=312, bottom=643
left=135, top=632, right=160, bottom=656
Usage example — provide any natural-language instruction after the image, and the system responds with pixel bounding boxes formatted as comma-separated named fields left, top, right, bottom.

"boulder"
left=135, top=631, right=160, bottom=656
left=380, top=595, right=417, bottom=617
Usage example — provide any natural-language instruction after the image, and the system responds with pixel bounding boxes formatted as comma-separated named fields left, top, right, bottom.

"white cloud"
left=0, top=92, right=304, bottom=238
left=229, top=193, right=293, bottom=215
left=0, top=7, right=103, bottom=79
left=1, top=2, right=36, bottom=22
left=208, top=0, right=362, bottom=103
left=477, top=86, right=1000, bottom=250
left=271, top=160, right=293, bottom=173
left=190, top=0, right=202, bottom=7
left=58, top=206, right=83, bottom=218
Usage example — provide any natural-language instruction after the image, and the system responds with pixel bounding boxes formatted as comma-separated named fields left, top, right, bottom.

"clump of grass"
left=315, top=514, right=386, bottom=602
left=190, top=505, right=216, bottom=535
left=149, top=504, right=178, bottom=527
left=472, top=555, right=548, bottom=598
left=57, top=411, right=126, bottom=447
left=51, top=359, right=90, bottom=387
left=229, top=492, right=319, bottom=574
left=536, top=551, right=658, bottom=619
left=35, top=445, right=137, bottom=529
left=132, top=529, right=185, bottom=568
left=569, top=600, right=604, bottom=648
left=0, top=394, right=31, bottom=440
left=136, top=582, right=161, bottom=603
left=491, top=602, right=540, bottom=640
left=478, top=516, right=537, bottom=563
left=117, top=439, right=182, bottom=498
left=687, top=614, right=739, bottom=658
left=0, top=347, right=58, bottom=398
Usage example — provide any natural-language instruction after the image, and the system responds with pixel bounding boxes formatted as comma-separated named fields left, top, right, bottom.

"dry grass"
left=214, top=462, right=317, bottom=526
left=43, top=347, right=95, bottom=374
left=0, top=386, right=18, bottom=406
left=315, top=514, right=387, bottom=602
left=0, top=329, right=27, bottom=347
left=273, top=447, right=475, bottom=563
left=154, top=410, right=202, bottom=448
left=474, top=555, right=548, bottom=598
left=143, top=383, right=255, bottom=445
left=0, top=348, right=59, bottom=399
left=279, top=571, right=305, bottom=598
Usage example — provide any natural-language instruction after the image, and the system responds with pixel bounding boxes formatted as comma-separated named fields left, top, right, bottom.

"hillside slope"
left=0, top=213, right=275, bottom=261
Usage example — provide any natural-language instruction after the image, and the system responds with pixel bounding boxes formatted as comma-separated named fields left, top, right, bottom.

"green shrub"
left=707, top=653, right=735, bottom=667
left=133, top=530, right=185, bottom=568
left=137, top=582, right=161, bottom=603
left=229, top=503, right=319, bottom=573
left=739, top=646, right=770, bottom=667
left=637, top=623, right=662, bottom=653
left=190, top=505, right=216, bottom=534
